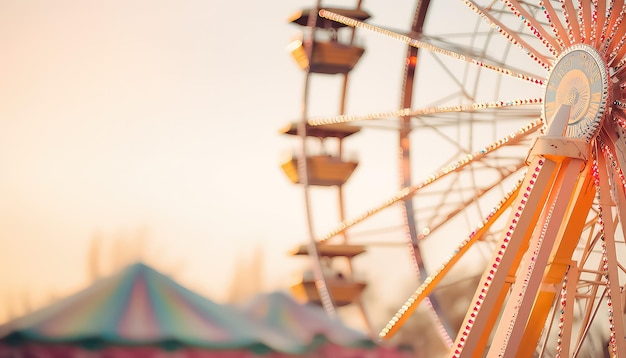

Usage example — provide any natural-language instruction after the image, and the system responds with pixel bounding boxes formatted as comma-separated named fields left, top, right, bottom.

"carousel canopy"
left=0, top=263, right=395, bottom=356
left=242, top=291, right=375, bottom=352
left=0, top=263, right=269, bottom=352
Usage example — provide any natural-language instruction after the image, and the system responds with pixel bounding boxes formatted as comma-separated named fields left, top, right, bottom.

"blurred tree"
left=87, top=230, right=103, bottom=282
left=227, top=244, right=265, bottom=304
left=85, top=225, right=185, bottom=280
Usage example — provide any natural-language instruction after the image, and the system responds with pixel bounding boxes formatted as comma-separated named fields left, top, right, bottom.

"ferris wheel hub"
left=543, top=44, right=610, bottom=142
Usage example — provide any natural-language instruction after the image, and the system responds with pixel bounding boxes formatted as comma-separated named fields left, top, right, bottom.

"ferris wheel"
left=280, top=0, right=626, bottom=356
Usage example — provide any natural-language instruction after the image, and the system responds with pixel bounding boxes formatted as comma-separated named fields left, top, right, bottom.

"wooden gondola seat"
left=291, top=273, right=367, bottom=307
left=289, top=39, right=365, bottom=74
left=281, top=154, right=358, bottom=186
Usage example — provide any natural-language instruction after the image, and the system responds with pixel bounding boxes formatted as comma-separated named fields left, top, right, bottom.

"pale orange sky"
left=0, top=0, right=420, bottom=324
left=0, top=0, right=536, bottom=330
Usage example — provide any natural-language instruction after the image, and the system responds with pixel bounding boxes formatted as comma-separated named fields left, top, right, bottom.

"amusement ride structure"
left=279, top=0, right=626, bottom=356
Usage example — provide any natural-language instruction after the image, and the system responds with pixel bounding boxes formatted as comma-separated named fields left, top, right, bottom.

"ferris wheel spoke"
left=540, top=0, right=570, bottom=48
left=316, top=120, right=542, bottom=244
left=601, top=2, right=625, bottom=54
left=578, top=0, right=593, bottom=43
left=591, top=0, right=605, bottom=44
left=594, top=146, right=626, bottom=356
left=578, top=221, right=604, bottom=268
left=418, top=162, right=525, bottom=235
left=463, top=0, right=552, bottom=69
left=318, top=9, right=546, bottom=85
left=412, top=118, right=490, bottom=154
left=594, top=0, right=607, bottom=45
left=428, top=55, right=474, bottom=99
left=600, top=117, right=626, bottom=175
left=566, top=227, right=604, bottom=356
left=596, top=0, right=615, bottom=47
left=306, top=98, right=543, bottom=126
left=610, top=35, right=626, bottom=65
left=502, top=0, right=561, bottom=55
left=380, top=179, right=521, bottom=339
left=553, top=263, right=577, bottom=357
left=573, top=286, right=608, bottom=357
left=425, top=34, right=547, bottom=82
left=598, top=133, right=626, bottom=236
left=609, top=39, right=626, bottom=71
left=560, top=0, right=582, bottom=44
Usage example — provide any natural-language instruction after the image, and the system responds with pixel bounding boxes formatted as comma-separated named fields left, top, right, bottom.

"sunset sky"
left=0, top=0, right=495, bottom=328
left=1, top=0, right=305, bottom=319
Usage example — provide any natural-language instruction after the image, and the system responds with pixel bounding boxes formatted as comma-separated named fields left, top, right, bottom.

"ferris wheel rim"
left=309, top=1, right=626, bottom=356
